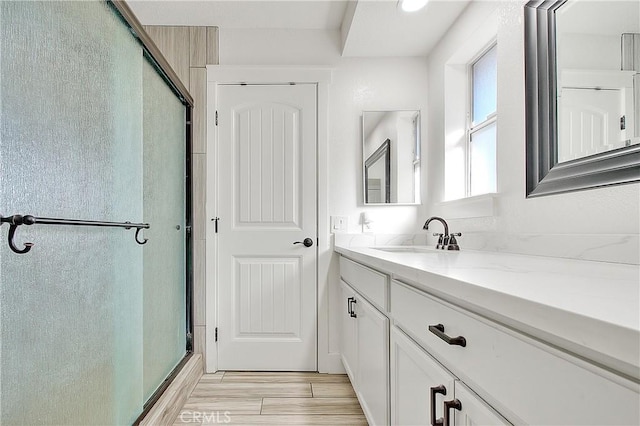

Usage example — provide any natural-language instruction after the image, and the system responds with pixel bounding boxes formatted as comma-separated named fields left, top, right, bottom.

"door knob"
left=293, top=238, right=314, bottom=247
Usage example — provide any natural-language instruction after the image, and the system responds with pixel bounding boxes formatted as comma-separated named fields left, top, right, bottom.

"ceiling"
left=126, top=0, right=471, bottom=57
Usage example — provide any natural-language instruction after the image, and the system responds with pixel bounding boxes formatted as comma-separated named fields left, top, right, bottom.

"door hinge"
left=215, top=327, right=218, bottom=342
left=620, top=115, right=626, bottom=130
left=215, top=111, right=218, bottom=126
left=212, top=217, right=220, bottom=233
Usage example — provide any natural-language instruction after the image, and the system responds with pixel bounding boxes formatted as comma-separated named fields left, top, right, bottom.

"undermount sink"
left=371, top=246, right=438, bottom=253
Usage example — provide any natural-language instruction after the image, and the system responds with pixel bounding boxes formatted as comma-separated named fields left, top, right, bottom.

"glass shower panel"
left=142, top=60, right=187, bottom=401
left=1, top=2, right=143, bottom=424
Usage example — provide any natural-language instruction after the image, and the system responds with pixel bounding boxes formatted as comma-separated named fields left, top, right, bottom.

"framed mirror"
left=524, top=0, right=640, bottom=197
left=362, top=110, right=421, bottom=205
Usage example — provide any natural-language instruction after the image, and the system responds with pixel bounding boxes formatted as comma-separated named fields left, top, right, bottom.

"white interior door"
left=216, top=84, right=317, bottom=371
left=558, top=87, right=624, bottom=162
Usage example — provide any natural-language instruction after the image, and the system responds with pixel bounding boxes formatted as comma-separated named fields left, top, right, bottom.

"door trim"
left=205, top=66, right=335, bottom=373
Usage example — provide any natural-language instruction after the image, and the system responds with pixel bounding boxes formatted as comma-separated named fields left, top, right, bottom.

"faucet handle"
left=447, top=232, right=462, bottom=251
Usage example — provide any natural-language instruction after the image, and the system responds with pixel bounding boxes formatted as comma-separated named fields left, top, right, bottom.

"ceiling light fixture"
left=399, top=0, right=429, bottom=12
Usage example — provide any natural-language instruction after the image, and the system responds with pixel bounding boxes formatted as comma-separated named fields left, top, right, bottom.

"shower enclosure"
left=0, top=1, right=193, bottom=424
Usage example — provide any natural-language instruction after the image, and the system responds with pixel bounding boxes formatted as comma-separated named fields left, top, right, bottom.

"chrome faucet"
left=423, top=216, right=461, bottom=250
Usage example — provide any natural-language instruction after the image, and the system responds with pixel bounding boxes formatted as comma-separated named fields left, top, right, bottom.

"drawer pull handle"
left=443, top=399, right=462, bottom=426
left=429, top=324, right=467, bottom=347
left=347, top=297, right=357, bottom=318
left=429, top=385, right=446, bottom=426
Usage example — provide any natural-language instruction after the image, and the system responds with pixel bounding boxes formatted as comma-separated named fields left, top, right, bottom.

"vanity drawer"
left=340, top=256, right=388, bottom=311
left=390, top=280, right=640, bottom=425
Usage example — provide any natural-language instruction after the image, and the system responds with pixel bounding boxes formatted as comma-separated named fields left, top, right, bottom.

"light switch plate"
left=330, top=216, right=348, bottom=233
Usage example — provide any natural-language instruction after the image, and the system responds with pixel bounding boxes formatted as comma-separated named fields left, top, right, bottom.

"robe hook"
left=135, top=227, right=148, bottom=245
left=7, top=224, right=34, bottom=254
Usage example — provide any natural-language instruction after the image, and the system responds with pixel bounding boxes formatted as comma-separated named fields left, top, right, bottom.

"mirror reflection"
left=362, top=111, right=420, bottom=205
left=364, top=138, right=390, bottom=203
left=555, top=0, right=640, bottom=163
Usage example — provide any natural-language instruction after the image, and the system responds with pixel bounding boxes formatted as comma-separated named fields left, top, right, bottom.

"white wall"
left=328, top=58, right=426, bottom=232
left=365, top=113, right=395, bottom=158
left=558, top=34, right=620, bottom=71
left=423, top=0, right=640, bottom=262
left=220, top=28, right=341, bottom=65
left=556, top=0, right=640, bottom=71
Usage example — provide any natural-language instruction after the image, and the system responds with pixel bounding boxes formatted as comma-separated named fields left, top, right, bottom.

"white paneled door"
left=216, top=84, right=317, bottom=370
left=558, top=87, right=624, bottom=162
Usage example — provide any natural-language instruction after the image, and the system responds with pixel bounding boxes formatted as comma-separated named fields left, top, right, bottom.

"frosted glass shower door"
left=1, top=2, right=144, bottom=424
left=142, top=60, right=187, bottom=401
left=1, top=1, right=191, bottom=424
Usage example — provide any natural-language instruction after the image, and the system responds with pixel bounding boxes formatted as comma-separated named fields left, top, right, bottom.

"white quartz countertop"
left=334, top=244, right=640, bottom=380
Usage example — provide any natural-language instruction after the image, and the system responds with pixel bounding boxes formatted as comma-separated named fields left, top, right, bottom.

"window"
left=468, top=44, right=497, bottom=196
left=443, top=10, right=497, bottom=205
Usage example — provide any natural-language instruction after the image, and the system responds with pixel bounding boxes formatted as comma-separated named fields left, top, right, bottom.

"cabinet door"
left=449, top=382, right=511, bottom=426
left=340, top=280, right=357, bottom=382
left=356, top=294, right=390, bottom=426
left=391, top=326, right=455, bottom=426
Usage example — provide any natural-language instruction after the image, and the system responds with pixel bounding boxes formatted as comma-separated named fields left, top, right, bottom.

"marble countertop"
left=334, top=244, right=640, bottom=381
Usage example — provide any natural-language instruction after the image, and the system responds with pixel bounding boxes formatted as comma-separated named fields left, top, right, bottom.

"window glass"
left=472, top=45, right=497, bottom=125
left=470, top=122, right=497, bottom=196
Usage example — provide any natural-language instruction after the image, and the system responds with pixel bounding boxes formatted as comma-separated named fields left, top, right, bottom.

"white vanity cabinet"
left=340, top=280, right=358, bottom=380
left=391, top=326, right=454, bottom=426
left=339, top=257, right=389, bottom=426
left=452, top=382, right=512, bottom=426
left=391, top=279, right=640, bottom=425
left=337, top=252, right=640, bottom=426
left=391, top=327, right=509, bottom=426
left=354, top=289, right=389, bottom=426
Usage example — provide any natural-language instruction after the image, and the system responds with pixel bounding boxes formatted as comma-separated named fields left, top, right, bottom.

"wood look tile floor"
left=174, top=372, right=367, bottom=425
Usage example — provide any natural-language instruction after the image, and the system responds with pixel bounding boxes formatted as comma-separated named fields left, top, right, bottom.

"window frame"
left=466, top=42, right=498, bottom=197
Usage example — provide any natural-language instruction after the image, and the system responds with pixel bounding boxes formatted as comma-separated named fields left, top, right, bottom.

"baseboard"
left=319, top=352, right=346, bottom=374
left=139, top=354, right=203, bottom=426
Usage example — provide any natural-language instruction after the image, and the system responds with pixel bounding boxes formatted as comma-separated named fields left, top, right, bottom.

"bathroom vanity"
left=335, top=244, right=640, bottom=425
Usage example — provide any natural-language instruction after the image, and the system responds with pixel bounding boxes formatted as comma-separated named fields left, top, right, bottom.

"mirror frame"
left=364, top=138, right=391, bottom=203
left=524, top=0, right=640, bottom=197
